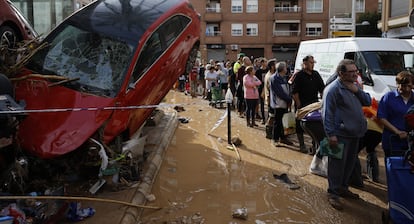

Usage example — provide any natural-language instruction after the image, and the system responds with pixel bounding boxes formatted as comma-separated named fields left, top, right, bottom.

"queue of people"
left=178, top=53, right=414, bottom=212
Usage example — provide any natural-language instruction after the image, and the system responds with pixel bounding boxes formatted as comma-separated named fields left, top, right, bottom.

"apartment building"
left=191, top=0, right=378, bottom=63
left=378, top=1, right=414, bottom=38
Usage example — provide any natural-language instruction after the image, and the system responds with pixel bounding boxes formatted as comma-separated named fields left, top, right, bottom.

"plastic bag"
left=282, top=112, right=296, bottom=135
left=309, top=151, right=328, bottom=177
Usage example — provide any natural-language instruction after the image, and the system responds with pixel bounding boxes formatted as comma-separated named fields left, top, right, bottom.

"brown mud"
left=139, top=90, right=389, bottom=224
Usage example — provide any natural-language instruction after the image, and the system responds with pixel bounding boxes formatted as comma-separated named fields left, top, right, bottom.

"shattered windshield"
left=362, top=51, right=408, bottom=75
left=28, top=24, right=133, bottom=97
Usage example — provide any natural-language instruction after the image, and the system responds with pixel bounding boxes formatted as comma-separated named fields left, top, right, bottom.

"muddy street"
left=139, top=90, right=388, bottom=224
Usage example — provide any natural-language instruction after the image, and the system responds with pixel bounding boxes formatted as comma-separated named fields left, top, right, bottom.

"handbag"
left=282, top=111, right=296, bottom=135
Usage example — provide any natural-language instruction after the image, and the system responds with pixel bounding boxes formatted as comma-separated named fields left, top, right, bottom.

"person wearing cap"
left=233, top=53, right=245, bottom=74
left=291, top=55, right=325, bottom=153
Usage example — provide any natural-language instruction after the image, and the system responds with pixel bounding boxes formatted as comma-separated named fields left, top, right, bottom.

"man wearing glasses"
left=321, top=59, right=372, bottom=210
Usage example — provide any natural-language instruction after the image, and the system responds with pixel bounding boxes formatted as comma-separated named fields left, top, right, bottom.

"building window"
left=206, top=23, right=221, bottom=36
left=246, top=23, right=258, bottom=36
left=306, top=0, right=323, bottom=13
left=231, top=23, right=243, bottom=36
left=305, top=23, right=322, bottom=36
left=231, top=0, right=243, bottom=13
left=355, top=0, right=365, bottom=13
left=206, top=1, right=221, bottom=13
left=390, top=0, right=409, bottom=17
left=246, top=0, right=258, bottom=13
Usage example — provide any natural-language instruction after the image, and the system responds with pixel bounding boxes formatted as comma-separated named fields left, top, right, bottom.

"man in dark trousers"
left=322, top=59, right=371, bottom=210
left=291, top=55, right=325, bottom=153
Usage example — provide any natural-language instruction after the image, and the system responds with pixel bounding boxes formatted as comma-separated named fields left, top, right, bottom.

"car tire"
left=0, top=25, right=19, bottom=48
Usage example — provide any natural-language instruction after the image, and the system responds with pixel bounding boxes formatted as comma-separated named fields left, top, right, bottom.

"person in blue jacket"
left=377, top=71, right=414, bottom=157
left=321, top=59, right=371, bottom=210
left=270, top=61, right=293, bottom=146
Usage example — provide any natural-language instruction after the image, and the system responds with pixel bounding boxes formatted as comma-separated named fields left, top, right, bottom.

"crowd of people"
left=175, top=53, right=414, bottom=211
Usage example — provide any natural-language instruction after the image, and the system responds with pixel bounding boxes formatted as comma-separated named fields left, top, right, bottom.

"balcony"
left=273, top=6, right=301, bottom=13
left=204, top=7, right=222, bottom=22
left=272, top=30, right=301, bottom=43
left=205, top=31, right=222, bottom=43
left=273, top=6, right=301, bottom=20
left=273, top=30, right=300, bottom=36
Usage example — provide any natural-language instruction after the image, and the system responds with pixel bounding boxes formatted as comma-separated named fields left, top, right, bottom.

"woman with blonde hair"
left=243, top=65, right=262, bottom=127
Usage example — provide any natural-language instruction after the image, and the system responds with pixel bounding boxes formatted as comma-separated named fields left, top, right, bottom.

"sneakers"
left=340, top=190, right=360, bottom=199
left=328, top=196, right=343, bottom=211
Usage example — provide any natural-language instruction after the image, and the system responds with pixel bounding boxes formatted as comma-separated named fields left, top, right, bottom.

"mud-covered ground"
left=138, top=90, right=389, bottom=224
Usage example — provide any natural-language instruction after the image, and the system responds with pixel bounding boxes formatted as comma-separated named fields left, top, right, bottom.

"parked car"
left=0, top=0, right=37, bottom=47
left=12, top=0, right=200, bottom=158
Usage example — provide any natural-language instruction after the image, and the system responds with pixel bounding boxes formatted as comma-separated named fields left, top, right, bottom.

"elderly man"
left=321, top=59, right=371, bottom=210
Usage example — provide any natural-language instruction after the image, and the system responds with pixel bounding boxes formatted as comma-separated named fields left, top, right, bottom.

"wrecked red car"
left=13, top=0, right=200, bottom=158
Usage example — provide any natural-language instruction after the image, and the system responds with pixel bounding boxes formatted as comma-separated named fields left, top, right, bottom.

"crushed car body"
left=12, top=0, right=200, bottom=158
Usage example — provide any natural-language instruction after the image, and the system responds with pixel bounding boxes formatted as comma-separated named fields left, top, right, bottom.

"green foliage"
left=356, top=12, right=382, bottom=37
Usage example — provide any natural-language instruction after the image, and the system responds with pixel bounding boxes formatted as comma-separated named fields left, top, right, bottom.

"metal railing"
left=205, top=31, right=222, bottom=36
left=206, top=7, right=221, bottom=13
left=272, top=30, right=300, bottom=36
left=273, top=6, right=301, bottom=13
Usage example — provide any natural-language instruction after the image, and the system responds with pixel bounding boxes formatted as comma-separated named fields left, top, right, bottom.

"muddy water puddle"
left=139, top=91, right=387, bottom=224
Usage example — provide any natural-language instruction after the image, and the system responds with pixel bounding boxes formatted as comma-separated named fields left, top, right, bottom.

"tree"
left=356, top=12, right=382, bottom=37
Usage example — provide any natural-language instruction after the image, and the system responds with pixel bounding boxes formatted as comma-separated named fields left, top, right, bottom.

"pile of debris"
left=0, top=39, right=157, bottom=223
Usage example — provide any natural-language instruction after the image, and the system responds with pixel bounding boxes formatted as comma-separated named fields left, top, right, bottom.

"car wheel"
left=185, top=45, right=199, bottom=74
left=0, top=26, right=19, bottom=48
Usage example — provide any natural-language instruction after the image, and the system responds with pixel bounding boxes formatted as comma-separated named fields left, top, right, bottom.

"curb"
left=120, top=109, right=178, bottom=224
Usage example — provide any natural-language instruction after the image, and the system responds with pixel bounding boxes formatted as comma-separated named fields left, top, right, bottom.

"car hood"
left=15, top=81, right=114, bottom=159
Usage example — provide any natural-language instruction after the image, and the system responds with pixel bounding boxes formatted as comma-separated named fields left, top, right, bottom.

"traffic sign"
left=332, top=31, right=354, bottom=37
left=330, top=24, right=354, bottom=30
left=330, top=17, right=353, bottom=24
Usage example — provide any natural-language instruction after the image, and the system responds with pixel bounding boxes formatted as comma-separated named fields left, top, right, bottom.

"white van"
left=294, top=37, right=414, bottom=101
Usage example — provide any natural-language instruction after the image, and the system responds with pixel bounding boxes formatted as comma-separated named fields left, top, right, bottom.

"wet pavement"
left=136, top=90, right=389, bottom=224
left=72, top=89, right=389, bottom=224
